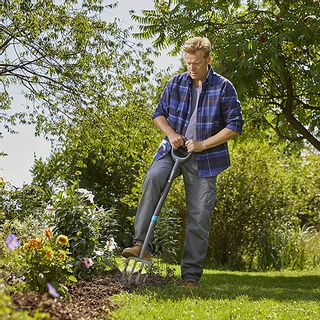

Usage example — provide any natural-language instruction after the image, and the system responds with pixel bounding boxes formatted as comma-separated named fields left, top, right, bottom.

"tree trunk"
left=280, top=59, right=320, bottom=151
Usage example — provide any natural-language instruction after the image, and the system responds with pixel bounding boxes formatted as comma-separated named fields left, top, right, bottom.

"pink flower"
left=5, top=234, right=20, bottom=250
left=46, top=282, right=60, bottom=298
left=83, top=257, right=94, bottom=269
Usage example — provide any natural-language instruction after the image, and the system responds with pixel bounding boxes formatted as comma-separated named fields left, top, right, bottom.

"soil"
left=10, top=270, right=171, bottom=320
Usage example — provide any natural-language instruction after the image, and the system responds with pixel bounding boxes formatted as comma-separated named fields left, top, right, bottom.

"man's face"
left=184, top=50, right=211, bottom=83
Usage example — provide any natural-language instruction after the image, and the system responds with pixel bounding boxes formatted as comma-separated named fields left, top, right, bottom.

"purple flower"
left=5, top=234, right=20, bottom=250
left=46, top=282, right=60, bottom=298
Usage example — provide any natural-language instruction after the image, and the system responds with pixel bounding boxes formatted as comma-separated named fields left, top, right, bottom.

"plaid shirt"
left=152, top=66, right=244, bottom=177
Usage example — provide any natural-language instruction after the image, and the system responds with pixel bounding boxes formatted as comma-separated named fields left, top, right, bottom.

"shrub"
left=46, top=181, right=119, bottom=278
left=303, top=228, right=320, bottom=269
left=205, top=139, right=319, bottom=270
left=0, top=181, right=48, bottom=221
left=153, top=206, right=182, bottom=263
left=289, top=154, right=320, bottom=229
left=251, top=226, right=306, bottom=271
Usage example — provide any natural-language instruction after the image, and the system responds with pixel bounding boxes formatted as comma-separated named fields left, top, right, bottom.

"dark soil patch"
left=11, top=270, right=171, bottom=319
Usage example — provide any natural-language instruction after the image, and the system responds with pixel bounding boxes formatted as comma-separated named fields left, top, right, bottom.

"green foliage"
left=289, top=153, right=320, bottom=228
left=0, top=217, right=43, bottom=294
left=0, top=215, right=43, bottom=245
left=1, top=228, right=74, bottom=295
left=31, top=100, right=163, bottom=247
left=132, top=0, right=320, bottom=151
left=0, top=181, right=49, bottom=221
left=207, top=139, right=320, bottom=270
left=153, top=207, right=182, bottom=263
left=46, top=181, right=119, bottom=277
left=0, top=0, right=159, bottom=139
left=255, top=227, right=306, bottom=271
left=0, top=180, right=120, bottom=298
left=303, top=228, right=320, bottom=269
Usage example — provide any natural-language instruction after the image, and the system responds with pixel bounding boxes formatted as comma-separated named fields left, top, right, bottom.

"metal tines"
left=122, top=256, right=152, bottom=285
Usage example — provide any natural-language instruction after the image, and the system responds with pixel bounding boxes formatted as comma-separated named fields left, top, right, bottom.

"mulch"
left=10, top=270, right=172, bottom=320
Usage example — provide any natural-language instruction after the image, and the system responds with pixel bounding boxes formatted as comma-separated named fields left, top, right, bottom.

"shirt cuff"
left=226, top=120, right=244, bottom=134
left=152, top=110, right=165, bottom=119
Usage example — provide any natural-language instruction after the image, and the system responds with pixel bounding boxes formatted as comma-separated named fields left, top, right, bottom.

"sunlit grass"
left=111, top=268, right=320, bottom=320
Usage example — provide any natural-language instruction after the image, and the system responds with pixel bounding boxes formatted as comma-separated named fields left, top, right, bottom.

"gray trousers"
left=133, top=153, right=217, bottom=284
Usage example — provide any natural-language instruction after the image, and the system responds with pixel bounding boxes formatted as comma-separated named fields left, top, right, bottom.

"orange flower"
left=45, top=248, right=54, bottom=260
left=27, top=238, right=43, bottom=250
left=44, top=228, right=53, bottom=240
left=58, top=250, right=67, bottom=261
left=56, top=235, right=69, bottom=246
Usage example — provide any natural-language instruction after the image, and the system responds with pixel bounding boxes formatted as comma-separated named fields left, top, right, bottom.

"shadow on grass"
left=138, top=271, right=320, bottom=302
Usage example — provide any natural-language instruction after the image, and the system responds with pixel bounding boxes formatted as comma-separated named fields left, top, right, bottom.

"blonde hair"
left=182, top=37, right=211, bottom=58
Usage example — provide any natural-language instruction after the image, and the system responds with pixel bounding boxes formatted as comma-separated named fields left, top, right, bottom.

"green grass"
left=110, top=268, right=320, bottom=320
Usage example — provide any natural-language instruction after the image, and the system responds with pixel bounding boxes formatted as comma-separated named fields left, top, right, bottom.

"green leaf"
left=68, top=275, right=77, bottom=282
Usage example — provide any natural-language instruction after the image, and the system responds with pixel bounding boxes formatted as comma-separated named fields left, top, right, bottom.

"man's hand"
left=168, top=132, right=185, bottom=149
left=185, top=139, right=206, bottom=153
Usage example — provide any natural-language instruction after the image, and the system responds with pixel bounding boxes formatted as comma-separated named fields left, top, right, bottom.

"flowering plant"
left=44, top=182, right=119, bottom=278
left=5, top=228, right=75, bottom=295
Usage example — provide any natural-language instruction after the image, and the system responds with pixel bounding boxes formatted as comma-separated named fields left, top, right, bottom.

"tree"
left=0, top=0, right=157, bottom=137
left=131, top=0, right=320, bottom=151
left=1, top=0, right=167, bottom=242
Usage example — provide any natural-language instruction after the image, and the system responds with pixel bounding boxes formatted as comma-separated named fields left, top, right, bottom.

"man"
left=122, top=37, right=243, bottom=288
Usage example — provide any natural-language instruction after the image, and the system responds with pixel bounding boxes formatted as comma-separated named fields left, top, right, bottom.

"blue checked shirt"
left=152, top=66, right=244, bottom=177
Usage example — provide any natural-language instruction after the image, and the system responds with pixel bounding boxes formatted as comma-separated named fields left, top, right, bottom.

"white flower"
left=94, top=250, right=104, bottom=256
left=105, top=237, right=117, bottom=252
left=77, top=188, right=94, bottom=203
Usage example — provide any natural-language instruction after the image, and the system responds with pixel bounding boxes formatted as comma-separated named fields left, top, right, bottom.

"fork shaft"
left=139, top=159, right=181, bottom=259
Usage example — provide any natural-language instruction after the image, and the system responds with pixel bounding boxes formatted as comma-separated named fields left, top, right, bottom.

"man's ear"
left=207, top=55, right=212, bottom=64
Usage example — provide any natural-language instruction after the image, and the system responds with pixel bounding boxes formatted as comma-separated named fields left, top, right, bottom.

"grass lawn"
left=111, top=268, right=320, bottom=320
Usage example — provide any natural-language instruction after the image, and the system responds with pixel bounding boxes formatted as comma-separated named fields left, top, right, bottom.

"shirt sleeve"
left=220, top=80, right=244, bottom=134
left=152, top=80, right=172, bottom=120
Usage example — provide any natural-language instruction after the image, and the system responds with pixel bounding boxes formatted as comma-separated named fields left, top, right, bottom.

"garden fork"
left=123, top=146, right=192, bottom=285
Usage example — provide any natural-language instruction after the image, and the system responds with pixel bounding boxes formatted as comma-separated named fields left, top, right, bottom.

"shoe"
left=122, top=246, right=151, bottom=260
left=183, top=281, right=198, bottom=289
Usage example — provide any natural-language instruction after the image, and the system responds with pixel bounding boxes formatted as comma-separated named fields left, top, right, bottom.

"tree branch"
left=0, top=35, right=13, bottom=53
left=294, top=98, right=320, bottom=111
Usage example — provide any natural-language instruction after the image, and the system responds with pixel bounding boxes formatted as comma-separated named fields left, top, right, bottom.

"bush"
left=153, top=206, right=182, bottom=263
left=289, top=154, right=320, bottom=228
left=0, top=181, right=48, bottom=221
left=46, top=181, right=119, bottom=278
left=206, top=140, right=319, bottom=270
left=303, top=228, right=320, bottom=269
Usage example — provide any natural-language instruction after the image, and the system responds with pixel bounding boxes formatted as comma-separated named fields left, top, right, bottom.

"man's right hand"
left=154, top=116, right=185, bottom=149
left=168, top=132, right=185, bottom=149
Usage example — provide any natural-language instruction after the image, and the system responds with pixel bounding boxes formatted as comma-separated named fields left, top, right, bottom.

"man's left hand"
left=185, top=139, right=206, bottom=153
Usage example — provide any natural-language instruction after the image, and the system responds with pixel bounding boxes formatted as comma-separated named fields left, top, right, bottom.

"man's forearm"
left=185, top=127, right=239, bottom=153
left=153, top=116, right=176, bottom=137
left=201, top=128, right=240, bottom=150
left=154, top=116, right=185, bottom=149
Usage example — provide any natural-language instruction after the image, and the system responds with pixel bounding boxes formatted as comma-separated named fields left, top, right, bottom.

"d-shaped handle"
left=171, top=146, right=192, bottom=162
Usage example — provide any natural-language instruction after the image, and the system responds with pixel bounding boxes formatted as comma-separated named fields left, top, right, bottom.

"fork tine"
left=122, top=257, right=152, bottom=285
